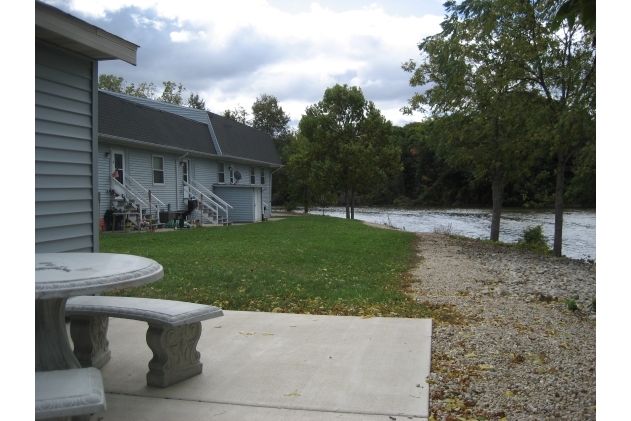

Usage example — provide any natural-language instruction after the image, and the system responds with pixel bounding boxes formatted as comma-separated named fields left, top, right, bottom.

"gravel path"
left=407, top=233, right=596, bottom=421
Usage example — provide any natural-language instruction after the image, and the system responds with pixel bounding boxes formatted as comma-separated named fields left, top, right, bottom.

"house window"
left=260, top=168, right=265, bottom=185
left=250, top=166, right=256, bottom=184
left=153, top=156, right=164, bottom=184
left=218, top=162, right=225, bottom=183
left=229, top=166, right=234, bottom=184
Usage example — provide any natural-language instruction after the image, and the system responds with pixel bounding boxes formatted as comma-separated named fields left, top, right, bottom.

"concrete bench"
left=35, top=367, right=106, bottom=420
left=66, top=296, right=223, bottom=388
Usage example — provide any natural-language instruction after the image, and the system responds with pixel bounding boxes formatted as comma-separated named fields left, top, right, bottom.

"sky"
left=40, top=0, right=447, bottom=127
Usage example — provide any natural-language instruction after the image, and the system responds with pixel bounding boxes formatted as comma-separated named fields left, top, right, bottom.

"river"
left=296, top=207, right=596, bottom=261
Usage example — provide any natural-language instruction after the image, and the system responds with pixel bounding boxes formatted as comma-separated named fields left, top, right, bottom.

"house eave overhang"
left=35, top=1, right=139, bottom=65
left=99, top=133, right=284, bottom=168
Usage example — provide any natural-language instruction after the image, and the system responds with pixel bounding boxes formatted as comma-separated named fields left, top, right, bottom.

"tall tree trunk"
left=350, top=187, right=355, bottom=219
left=303, top=185, right=309, bottom=214
left=553, top=151, right=565, bottom=257
left=490, top=171, right=503, bottom=242
left=345, top=187, right=350, bottom=219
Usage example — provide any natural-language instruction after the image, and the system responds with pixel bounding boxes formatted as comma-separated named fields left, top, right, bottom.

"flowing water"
left=298, top=207, right=596, bottom=261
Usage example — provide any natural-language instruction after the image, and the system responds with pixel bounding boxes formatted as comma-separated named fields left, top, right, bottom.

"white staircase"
left=109, top=175, right=165, bottom=230
left=186, top=180, right=233, bottom=226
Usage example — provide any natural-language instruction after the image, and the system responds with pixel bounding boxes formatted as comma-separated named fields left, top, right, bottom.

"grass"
left=100, top=215, right=434, bottom=318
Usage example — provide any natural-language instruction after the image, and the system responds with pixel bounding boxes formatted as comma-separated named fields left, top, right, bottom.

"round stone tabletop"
left=35, top=253, right=164, bottom=299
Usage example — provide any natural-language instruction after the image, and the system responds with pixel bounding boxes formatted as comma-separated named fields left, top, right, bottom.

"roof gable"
left=99, top=91, right=217, bottom=155
left=98, top=91, right=282, bottom=166
left=207, top=112, right=282, bottom=165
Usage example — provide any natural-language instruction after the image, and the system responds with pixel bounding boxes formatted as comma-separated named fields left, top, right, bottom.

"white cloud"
left=54, top=0, right=442, bottom=126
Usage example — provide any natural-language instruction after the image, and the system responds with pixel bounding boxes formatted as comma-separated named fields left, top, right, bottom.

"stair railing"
left=188, top=180, right=232, bottom=223
left=110, top=175, right=166, bottom=220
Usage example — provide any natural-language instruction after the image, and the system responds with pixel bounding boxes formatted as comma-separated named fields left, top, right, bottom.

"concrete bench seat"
left=35, top=367, right=106, bottom=420
left=66, top=296, right=223, bottom=387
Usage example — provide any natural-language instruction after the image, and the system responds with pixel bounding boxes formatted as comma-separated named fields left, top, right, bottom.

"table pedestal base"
left=69, top=316, right=111, bottom=369
left=36, top=298, right=80, bottom=371
left=146, top=322, right=203, bottom=387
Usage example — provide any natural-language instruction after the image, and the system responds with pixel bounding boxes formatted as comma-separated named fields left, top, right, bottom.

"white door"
left=182, top=159, right=192, bottom=199
left=254, top=188, right=262, bottom=222
left=110, top=149, right=125, bottom=186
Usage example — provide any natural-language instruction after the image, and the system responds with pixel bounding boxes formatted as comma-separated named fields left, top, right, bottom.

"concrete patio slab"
left=89, top=311, right=432, bottom=420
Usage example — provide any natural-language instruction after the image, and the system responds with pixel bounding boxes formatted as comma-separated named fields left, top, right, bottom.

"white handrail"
left=184, top=180, right=230, bottom=224
left=191, top=180, right=233, bottom=209
left=126, top=175, right=165, bottom=207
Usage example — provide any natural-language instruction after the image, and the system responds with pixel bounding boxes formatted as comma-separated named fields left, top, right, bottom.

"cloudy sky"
left=41, top=0, right=445, bottom=127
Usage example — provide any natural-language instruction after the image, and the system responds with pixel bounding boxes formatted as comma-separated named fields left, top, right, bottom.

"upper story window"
left=260, top=167, right=265, bottom=185
left=250, top=166, right=256, bottom=184
left=218, top=162, right=225, bottom=183
left=153, top=156, right=164, bottom=184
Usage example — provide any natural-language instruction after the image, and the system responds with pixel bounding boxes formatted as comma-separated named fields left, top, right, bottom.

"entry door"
left=182, top=159, right=192, bottom=199
left=110, top=149, right=125, bottom=185
left=254, top=188, right=262, bottom=222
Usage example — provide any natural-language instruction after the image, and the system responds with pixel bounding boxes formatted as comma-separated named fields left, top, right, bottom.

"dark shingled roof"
left=98, top=91, right=217, bottom=155
left=207, top=112, right=282, bottom=165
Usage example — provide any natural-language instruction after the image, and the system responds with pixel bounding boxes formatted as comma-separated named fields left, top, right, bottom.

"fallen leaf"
left=465, top=352, right=476, bottom=358
left=477, top=364, right=493, bottom=370
left=500, top=418, right=507, bottom=421
left=504, top=390, right=515, bottom=397
left=284, top=390, right=300, bottom=397
left=533, top=359, right=543, bottom=365
left=272, top=307, right=282, bottom=313
left=237, top=286, right=246, bottom=293
left=362, top=315, right=373, bottom=319
left=428, top=415, right=437, bottom=421
left=239, top=331, right=255, bottom=336
left=262, top=332, right=274, bottom=336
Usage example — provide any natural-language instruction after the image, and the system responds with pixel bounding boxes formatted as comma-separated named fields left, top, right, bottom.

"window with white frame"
left=218, top=162, right=225, bottom=183
left=229, top=166, right=234, bottom=184
left=152, top=156, right=164, bottom=184
left=250, top=166, right=256, bottom=184
left=260, top=167, right=265, bottom=185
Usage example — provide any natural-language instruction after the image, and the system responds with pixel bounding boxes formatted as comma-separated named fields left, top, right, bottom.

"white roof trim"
left=35, top=1, right=138, bottom=65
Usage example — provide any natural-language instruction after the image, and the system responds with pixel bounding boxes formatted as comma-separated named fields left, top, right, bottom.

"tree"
left=98, top=74, right=126, bottom=93
left=223, top=105, right=251, bottom=126
left=98, top=74, right=157, bottom=99
left=402, top=1, right=550, bottom=241
left=299, top=84, right=401, bottom=219
left=552, top=0, right=596, bottom=33
left=402, top=0, right=595, bottom=254
left=187, top=92, right=206, bottom=110
left=251, top=94, right=291, bottom=150
left=158, top=81, right=186, bottom=105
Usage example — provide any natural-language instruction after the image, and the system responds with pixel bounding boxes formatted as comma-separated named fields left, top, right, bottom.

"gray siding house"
left=35, top=1, right=138, bottom=252
left=98, top=91, right=283, bottom=226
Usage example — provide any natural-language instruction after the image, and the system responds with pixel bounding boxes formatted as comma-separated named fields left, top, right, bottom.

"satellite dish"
left=234, top=171, right=242, bottom=184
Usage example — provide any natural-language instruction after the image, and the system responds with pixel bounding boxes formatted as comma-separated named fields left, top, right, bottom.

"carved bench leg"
left=145, top=322, right=203, bottom=388
left=69, top=316, right=111, bottom=369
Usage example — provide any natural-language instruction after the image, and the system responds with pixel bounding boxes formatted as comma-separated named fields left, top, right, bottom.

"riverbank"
left=408, top=233, right=596, bottom=420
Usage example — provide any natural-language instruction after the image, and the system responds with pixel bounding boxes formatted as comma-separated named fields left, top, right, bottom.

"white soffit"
left=35, top=1, right=138, bottom=65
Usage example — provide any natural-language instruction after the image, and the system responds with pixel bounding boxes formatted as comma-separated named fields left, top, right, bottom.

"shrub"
left=517, top=225, right=550, bottom=254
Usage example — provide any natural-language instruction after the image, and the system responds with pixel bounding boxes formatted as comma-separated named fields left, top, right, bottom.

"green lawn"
left=99, top=215, right=433, bottom=318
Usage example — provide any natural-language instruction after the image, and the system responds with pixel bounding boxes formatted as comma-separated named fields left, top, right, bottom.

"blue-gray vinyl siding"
left=214, top=187, right=254, bottom=223
left=35, top=41, right=97, bottom=253
left=98, top=144, right=180, bottom=217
